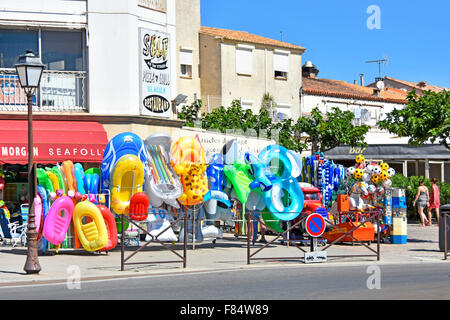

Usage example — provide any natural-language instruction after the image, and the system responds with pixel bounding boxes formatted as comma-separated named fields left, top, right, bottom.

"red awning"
left=0, top=120, right=108, bottom=165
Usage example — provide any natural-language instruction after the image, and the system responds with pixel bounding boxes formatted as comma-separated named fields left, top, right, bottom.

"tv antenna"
left=365, top=55, right=389, bottom=78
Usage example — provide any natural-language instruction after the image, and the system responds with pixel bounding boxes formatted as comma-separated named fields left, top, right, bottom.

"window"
left=0, top=29, right=38, bottom=68
left=42, top=31, right=84, bottom=71
left=241, top=99, right=254, bottom=111
left=179, top=48, right=193, bottom=78
left=273, top=50, right=289, bottom=79
left=236, top=45, right=254, bottom=76
left=0, top=28, right=85, bottom=71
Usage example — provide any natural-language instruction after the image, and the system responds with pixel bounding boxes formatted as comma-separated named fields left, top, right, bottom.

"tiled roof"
left=200, top=26, right=305, bottom=51
left=302, top=77, right=407, bottom=104
left=383, top=77, right=449, bottom=93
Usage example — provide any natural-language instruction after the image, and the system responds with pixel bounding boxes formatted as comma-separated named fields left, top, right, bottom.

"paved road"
left=1, top=262, right=449, bottom=301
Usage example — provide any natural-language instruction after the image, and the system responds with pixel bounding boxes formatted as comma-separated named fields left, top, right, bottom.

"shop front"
left=0, top=119, right=108, bottom=215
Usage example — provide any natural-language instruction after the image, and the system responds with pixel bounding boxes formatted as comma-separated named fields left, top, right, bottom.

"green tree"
left=377, top=89, right=450, bottom=150
left=177, top=99, right=202, bottom=127
left=295, top=106, right=370, bottom=155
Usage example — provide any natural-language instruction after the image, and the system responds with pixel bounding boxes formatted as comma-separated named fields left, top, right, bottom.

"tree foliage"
left=377, top=89, right=450, bottom=150
left=295, top=107, right=370, bottom=154
left=178, top=99, right=369, bottom=154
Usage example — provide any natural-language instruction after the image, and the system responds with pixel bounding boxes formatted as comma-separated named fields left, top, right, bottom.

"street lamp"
left=15, top=50, right=44, bottom=274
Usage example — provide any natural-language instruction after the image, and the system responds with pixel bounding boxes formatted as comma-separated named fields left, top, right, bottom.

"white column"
left=425, top=159, right=430, bottom=179
left=403, top=160, right=408, bottom=177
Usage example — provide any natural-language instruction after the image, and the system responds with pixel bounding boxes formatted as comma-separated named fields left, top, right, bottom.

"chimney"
left=302, top=61, right=319, bottom=79
left=354, top=80, right=357, bottom=85
left=417, top=81, right=427, bottom=88
left=359, top=74, right=364, bottom=86
left=372, top=88, right=381, bottom=96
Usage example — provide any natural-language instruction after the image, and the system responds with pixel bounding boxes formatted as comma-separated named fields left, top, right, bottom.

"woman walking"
left=427, top=178, right=441, bottom=226
left=413, top=179, right=430, bottom=226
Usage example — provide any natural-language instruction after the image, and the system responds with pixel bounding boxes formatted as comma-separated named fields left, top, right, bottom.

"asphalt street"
left=1, top=262, right=449, bottom=300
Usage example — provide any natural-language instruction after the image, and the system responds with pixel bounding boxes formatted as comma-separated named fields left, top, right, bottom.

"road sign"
left=305, top=213, right=326, bottom=238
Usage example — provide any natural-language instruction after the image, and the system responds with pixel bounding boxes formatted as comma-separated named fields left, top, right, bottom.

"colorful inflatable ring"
left=258, top=145, right=304, bottom=221
left=74, top=163, right=86, bottom=194
left=110, top=154, right=145, bottom=215
left=36, top=185, right=49, bottom=245
left=97, top=205, right=118, bottom=252
left=49, top=166, right=66, bottom=193
left=62, top=161, right=77, bottom=197
left=73, top=201, right=108, bottom=252
left=42, top=196, right=74, bottom=245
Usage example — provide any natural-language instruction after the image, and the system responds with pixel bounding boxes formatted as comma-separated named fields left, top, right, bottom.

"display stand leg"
left=192, top=206, right=196, bottom=250
left=121, top=214, right=125, bottom=271
left=183, top=212, right=187, bottom=267
left=247, top=218, right=251, bottom=265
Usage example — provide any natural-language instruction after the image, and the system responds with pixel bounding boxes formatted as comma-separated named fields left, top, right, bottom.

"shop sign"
left=139, top=28, right=172, bottom=118
left=349, top=146, right=367, bottom=154
left=0, top=144, right=104, bottom=162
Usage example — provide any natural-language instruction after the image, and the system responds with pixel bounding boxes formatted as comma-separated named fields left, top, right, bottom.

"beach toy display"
left=144, top=133, right=183, bottom=208
left=171, top=136, right=209, bottom=206
left=110, top=154, right=145, bottom=215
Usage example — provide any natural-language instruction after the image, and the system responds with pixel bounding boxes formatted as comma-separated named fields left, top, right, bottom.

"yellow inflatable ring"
left=73, top=201, right=108, bottom=252
left=111, top=154, right=145, bottom=215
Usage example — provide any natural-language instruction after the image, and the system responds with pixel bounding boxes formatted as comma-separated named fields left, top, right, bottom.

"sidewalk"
left=0, top=223, right=446, bottom=286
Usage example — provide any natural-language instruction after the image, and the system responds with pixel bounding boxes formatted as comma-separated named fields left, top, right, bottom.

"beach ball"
left=354, top=169, right=364, bottom=180
left=387, top=168, right=396, bottom=177
left=355, top=154, right=365, bottom=164
left=368, top=184, right=376, bottom=194
left=377, top=186, right=385, bottom=195
left=371, top=174, right=380, bottom=183
left=362, top=173, right=371, bottom=182
left=365, top=164, right=374, bottom=174
left=382, top=179, right=392, bottom=188
left=380, top=171, right=389, bottom=181
left=346, top=167, right=356, bottom=177
left=372, top=165, right=381, bottom=175
left=380, top=162, right=389, bottom=171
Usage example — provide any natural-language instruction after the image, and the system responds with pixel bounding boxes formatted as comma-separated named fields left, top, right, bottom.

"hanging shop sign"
left=139, top=28, right=172, bottom=118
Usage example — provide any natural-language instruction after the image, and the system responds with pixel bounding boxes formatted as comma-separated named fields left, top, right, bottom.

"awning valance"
left=0, top=120, right=108, bottom=164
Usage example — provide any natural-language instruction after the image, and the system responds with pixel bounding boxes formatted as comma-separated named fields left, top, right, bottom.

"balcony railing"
left=0, top=68, right=88, bottom=112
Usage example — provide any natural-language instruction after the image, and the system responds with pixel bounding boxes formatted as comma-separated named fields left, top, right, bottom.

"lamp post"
left=15, top=50, right=44, bottom=274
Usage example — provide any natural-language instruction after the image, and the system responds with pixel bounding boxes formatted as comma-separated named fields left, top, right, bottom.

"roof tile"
left=200, top=26, right=305, bottom=51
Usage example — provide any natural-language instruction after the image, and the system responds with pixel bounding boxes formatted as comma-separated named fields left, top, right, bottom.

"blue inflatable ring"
left=258, top=145, right=304, bottom=221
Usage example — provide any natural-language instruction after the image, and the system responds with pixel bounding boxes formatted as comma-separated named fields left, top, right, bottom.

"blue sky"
left=201, top=0, right=450, bottom=88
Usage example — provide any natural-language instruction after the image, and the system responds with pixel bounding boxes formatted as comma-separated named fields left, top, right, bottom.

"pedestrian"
left=413, top=179, right=430, bottom=226
left=427, top=178, right=441, bottom=226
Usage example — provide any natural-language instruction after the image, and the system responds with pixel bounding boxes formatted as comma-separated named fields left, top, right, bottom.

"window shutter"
left=236, top=47, right=253, bottom=75
left=273, top=51, right=289, bottom=73
left=180, top=49, right=193, bottom=66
